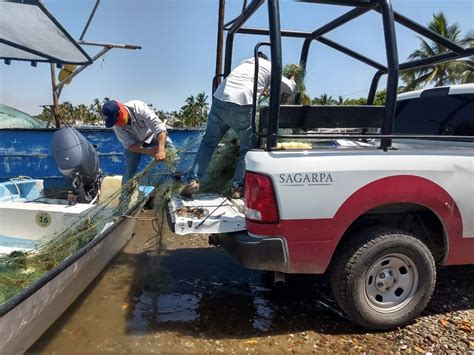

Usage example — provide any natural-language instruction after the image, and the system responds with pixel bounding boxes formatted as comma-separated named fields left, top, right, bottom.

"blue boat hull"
left=0, top=128, right=202, bottom=189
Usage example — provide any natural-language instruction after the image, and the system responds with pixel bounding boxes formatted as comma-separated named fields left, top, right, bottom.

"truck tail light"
left=245, top=171, right=279, bottom=223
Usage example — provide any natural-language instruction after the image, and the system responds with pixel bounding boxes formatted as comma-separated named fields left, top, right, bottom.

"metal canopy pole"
left=80, top=0, right=101, bottom=41
left=378, top=0, right=398, bottom=151
left=52, top=0, right=142, bottom=123
left=56, top=46, right=111, bottom=96
left=266, top=0, right=283, bottom=150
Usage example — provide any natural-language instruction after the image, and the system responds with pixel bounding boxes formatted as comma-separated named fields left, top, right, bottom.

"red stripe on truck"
left=247, top=175, right=472, bottom=273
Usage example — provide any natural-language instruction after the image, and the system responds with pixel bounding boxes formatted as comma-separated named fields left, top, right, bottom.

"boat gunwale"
left=0, top=197, right=147, bottom=316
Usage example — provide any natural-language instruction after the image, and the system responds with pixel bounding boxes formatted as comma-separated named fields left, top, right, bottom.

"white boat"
left=0, top=178, right=152, bottom=354
left=0, top=128, right=153, bottom=353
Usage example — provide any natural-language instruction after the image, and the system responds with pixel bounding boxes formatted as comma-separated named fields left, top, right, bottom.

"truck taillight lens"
left=245, top=172, right=279, bottom=223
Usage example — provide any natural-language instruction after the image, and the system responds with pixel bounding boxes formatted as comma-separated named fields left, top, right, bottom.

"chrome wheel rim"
left=364, top=253, right=419, bottom=313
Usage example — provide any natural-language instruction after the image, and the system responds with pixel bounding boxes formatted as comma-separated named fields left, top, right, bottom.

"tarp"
left=0, top=104, right=47, bottom=128
left=0, top=0, right=92, bottom=65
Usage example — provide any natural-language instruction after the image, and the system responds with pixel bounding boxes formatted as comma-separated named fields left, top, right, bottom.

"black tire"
left=331, top=227, right=436, bottom=330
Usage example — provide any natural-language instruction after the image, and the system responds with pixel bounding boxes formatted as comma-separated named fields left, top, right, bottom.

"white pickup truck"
left=169, top=0, right=473, bottom=331
left=170, top=84, right=473, bottom=330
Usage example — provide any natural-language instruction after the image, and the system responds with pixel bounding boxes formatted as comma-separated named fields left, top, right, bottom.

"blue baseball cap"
left=102, top=100, right=120, bottom=128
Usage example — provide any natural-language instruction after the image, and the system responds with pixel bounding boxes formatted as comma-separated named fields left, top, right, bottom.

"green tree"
left=312, top=93, right=337, bottom=105
left=180, top=92, right=209, bottom=127
left=342, top=97, right=367, bottom=105
left=35, top=97, right=108, bottom=126
left=401, top=12, right=473, bottom=91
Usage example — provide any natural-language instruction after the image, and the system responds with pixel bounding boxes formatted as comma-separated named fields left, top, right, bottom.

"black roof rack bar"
left=220, top=0, right=472, bottom=152
left=224, top=0, right=265, bottom=76
left=378, top=0, right=399, bottom=151
left=367, top=47, right=474, bottom=104
left=308, top=6, right=374, bottom=39
left=237, top=27, right=311, bottom=38
left=242, top=0, right=249, bottom=12
left=223, top=0, right=250, bottom=29
left=300, top=6, right=374, bottom=69
left=400, top=47, right=474, bottom=71
left=295, top=0, right=375, bottom=8
left=318, top=37, right=387, bottom=71
left=275, top=134, right=474, bottom=141
left=224, top=0, right=264, bottom=30
left=237, top=27, right=387, bottom=71
left=376, top=9, right=467, bottom=55
left=267, top=0, right=283, bottom=149
left=367, top=70, right=385, bottom=104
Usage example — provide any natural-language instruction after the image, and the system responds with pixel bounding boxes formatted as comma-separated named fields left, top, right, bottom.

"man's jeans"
left=123, top=136, right=174, bottom=186
left=190, top=98, right=254, bottom=188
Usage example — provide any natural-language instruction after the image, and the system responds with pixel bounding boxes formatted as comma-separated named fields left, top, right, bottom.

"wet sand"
left=29, top=209, right=474, bottom=353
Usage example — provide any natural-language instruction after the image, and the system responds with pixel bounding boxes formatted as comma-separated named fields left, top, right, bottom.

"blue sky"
left=1, top=0, right=472, bottom=115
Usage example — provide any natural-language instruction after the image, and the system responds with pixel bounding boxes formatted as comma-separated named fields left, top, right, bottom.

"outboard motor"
left=52, top=127, right=102, bottom=203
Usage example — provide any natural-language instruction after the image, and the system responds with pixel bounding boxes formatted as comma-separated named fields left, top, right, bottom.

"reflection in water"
left=128, top=291, right=154, bottom=333
left=157, top=293, right=202, bottom=322
left=122, top=245, right=347, bottom=337
left=250, top=285, right=274, bottom=332
left=128, top=278, right=278, bottom=333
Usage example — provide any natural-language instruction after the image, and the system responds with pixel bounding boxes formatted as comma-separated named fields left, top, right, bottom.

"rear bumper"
left=212, top=232, right=289, bottom=272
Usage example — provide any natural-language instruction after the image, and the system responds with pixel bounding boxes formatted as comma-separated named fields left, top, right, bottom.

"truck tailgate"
left=167, top=194, right=246, bottom=235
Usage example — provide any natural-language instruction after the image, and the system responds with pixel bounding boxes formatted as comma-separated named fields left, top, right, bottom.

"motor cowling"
left=52, top=127, right=102, bottom=203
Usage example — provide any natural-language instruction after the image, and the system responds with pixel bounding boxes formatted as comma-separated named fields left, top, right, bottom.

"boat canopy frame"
left=218, top=0, right=474, bottom=150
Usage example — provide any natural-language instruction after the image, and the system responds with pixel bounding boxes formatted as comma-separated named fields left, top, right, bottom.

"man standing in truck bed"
left=181, top=52, right=296, bottom=198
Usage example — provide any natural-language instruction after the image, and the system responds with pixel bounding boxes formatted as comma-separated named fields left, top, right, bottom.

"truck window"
left=394, top=94, right=474, bottom=136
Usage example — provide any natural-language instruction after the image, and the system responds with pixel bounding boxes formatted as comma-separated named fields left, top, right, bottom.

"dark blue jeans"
left=189, top=98, right=254, bottom=188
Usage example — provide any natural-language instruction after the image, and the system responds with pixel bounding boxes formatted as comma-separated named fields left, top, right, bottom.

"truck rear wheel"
left=331, top=228, right=436, bottom=330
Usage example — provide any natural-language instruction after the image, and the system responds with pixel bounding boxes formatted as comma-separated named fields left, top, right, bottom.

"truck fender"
left=331, top=175, right=465, bottom=266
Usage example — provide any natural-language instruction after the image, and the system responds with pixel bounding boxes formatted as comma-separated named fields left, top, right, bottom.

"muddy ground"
left=29, top=209, right=473, bottom=353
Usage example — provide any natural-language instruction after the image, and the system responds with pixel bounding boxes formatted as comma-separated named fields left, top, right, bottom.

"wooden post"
left=50, top=64, right=61, bottom=128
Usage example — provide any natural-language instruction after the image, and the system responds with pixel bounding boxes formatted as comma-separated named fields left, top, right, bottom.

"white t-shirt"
left=114, top=100, right=167, bottom=148
left=213, top=57, right=296, bottom=106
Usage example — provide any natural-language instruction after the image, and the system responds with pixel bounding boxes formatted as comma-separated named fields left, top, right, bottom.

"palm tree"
left=196, top=92, right=209, bottom=118
left=401, top=12, right=473, bottom=91
left=312, top=93, right=337, bottom=105
left=458, top=57, right=474, bottom=83
left=180, top=92, right=209, bottom=127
